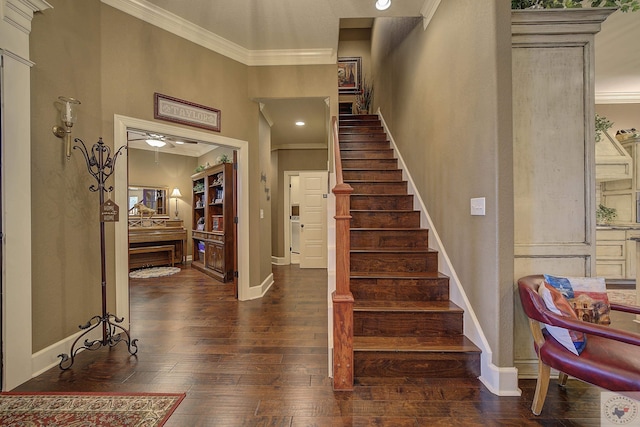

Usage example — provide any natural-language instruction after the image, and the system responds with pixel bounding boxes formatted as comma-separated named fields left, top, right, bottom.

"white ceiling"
left=594, top=9, right=640, bottom=103
left=116, top=0, right=640, bottom=154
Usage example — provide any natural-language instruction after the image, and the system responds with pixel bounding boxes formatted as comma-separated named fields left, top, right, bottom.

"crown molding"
left=101, top=0, right=335, bottom=66
left=421, top=0, right=441, bottom=30
left=4, top=0, right=52, bottom=34
left=595, top=91, right=640, bottom=104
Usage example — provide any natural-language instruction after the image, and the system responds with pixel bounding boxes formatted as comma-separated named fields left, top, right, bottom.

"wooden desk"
left=129, top=224, right=186, bottom=270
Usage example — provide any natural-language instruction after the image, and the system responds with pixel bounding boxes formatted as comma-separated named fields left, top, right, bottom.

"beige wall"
left=338, top=29, right=372, bottom=113
left=248, top=66, right=335, bottom=261
left=128, top=148, right=198, bottom=255
left=30, top=0, right=104, bottom=351
left=596, top=103, right=640, bottom=133
left=29, top=0, right=338, bottom=352
left=370, top=0, right=514, bottom=367
left=272, top=149, right=329, bottom=258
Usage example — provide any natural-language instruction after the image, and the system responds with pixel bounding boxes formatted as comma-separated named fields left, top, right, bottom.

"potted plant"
left=595, top=113, right=614, bottom=142
left=355, top=78, right=373, bottom=115
left=512, top=0, right=639, bottom=10
left=596, top=204, right=617, bottom=225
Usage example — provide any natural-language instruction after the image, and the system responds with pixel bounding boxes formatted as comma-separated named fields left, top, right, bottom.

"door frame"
left=283, top=170, right=328, bottom=267
left=283, top=171, right=298, bottom=265
left=113, top=115, right=251, bottom=327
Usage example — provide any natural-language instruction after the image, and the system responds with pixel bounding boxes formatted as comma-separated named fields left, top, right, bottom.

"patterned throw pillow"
left=538, top=282, right=587, bottom=355
left=543, top=275, right=611, bottom=325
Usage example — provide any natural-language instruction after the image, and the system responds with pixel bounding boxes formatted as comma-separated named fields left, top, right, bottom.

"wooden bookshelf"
left=190, top=162, right=235, bottom=282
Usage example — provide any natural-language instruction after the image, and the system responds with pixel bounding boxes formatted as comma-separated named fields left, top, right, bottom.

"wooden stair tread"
left=345, top=180, right=406, bottom=184
left=351, top=209, right=416, bottom=213
left=351, top=227, right=426, bottom=232
left=353, top=336, right=481, bottom=353
left=351, top=248, right=436, bottom=254
left=354, top=300, right=462, bottom=312
left=351, top=271, right=445, bottom=279
left=350, top=194, right=410, bottom=198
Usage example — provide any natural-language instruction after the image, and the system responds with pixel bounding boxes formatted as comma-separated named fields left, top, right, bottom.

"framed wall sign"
left=337, top=57, right=362, bottom=94
left=154, top=93, right=221, bottom=132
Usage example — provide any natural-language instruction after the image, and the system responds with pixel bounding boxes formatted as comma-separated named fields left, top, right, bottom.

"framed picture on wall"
left=337, top=57, right=362, bottom=94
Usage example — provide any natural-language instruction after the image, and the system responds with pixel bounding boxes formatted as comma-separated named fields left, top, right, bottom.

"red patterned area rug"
left=0, top=392, right=185, bottom=426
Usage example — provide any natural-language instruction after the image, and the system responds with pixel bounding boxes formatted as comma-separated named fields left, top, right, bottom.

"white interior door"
left=299, top=171, right=328, bottom=268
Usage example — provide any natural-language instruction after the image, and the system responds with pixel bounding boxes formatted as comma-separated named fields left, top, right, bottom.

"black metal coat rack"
left=58, top=137, right=138, bottom=370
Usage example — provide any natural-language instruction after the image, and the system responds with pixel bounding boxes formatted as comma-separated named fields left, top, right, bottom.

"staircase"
left=338, top=114, right=481, bottom=383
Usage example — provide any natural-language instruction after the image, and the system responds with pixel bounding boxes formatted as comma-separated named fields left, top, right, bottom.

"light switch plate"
left=471, top=197, right=485, bottom=216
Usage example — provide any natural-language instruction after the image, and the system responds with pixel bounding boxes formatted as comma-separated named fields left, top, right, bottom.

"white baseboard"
left=271, top=256, right=287, bottom=265
left=31, top=327, right=103, bottom=377
left=246, top=273, right=274, bottom=300
left=479, top=353, right=522, bottom=396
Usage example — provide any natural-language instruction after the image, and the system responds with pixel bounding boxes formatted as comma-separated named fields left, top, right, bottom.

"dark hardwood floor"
left=14, top=265, right=608, bottom=426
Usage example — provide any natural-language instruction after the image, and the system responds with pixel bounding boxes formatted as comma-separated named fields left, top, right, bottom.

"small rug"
left=129, top=266, right=181, bottom=279
left=608, top=289, right=637, bottom=306
left=0, top=392, right=185, bottom=426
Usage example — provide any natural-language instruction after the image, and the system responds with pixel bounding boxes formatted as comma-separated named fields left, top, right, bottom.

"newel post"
left=332, top=182, right=354, bottom=390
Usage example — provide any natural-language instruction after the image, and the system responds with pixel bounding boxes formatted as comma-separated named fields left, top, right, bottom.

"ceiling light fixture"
left=145, top=139, right=166, bottom=148
left=295, top=121, right=305, bottom=126
left=175, top=140, right=185, bottom=145
left=375, top=0, right=391, bottom=11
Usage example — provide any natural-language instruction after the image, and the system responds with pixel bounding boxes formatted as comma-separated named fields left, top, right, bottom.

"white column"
left=1, top=0, right=52, bottom=390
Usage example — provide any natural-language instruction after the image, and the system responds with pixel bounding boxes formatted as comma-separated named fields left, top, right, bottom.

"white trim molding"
left=101, top=0, right=335, bottom=66
left=596, top=91, right=640, bottom=104
left=378, top=110, right=521, bottom=397
left=3, top=0, right=52, bottom=34
left=421, top=0, right=441, bottom=30
left=246, top=273, right=275, bottom=300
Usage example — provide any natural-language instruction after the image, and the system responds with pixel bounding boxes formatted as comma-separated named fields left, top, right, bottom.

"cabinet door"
left=206, top=242, right=225, bottom=274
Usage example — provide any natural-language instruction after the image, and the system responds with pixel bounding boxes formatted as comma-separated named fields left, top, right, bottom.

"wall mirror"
left=128, top=185, right=168, bottom=216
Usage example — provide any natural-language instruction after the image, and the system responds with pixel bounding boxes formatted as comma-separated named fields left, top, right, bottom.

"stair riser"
left=350, top=195, right=414, bottom=210
left=339, top=134, right=388, bottom=142
left=350, top=252, right=438, bottom=273
left=340, top=120, right=380, bottom=127
left=339, top=114, right=378, bottom=121
left=350, top=229, right=429, bottom=249
left=341, top=159, right=398, bottom=170
left=351, top=211, right=420, bottom=229
left=340, top=150, right=395, bottom=160
left=339, top=127, right=384, bottom=134
left=340, top=141, right=390, bottom=151
left=354, top=352, right=481, bottom=378
left=343, top=170, right=402, bottom=182
left=347, top=182, right=407, bottom=194
left=354, top=311, right=463, bottom=337
left=350, top=277, right=449, bottom=301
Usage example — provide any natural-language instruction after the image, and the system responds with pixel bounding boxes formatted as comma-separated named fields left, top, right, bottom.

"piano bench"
left=129, top=244, right=175, bottom=267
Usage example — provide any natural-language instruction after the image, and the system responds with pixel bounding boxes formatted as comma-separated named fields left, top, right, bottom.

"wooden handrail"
left=331, top=115, right=354, bottom=390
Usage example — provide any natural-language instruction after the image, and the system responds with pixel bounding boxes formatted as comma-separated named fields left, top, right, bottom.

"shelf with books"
left=190, top=162, right=234, bottom=282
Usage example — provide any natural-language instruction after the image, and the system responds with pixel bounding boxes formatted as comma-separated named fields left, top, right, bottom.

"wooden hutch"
left=191, top=163, right=235, bottom=281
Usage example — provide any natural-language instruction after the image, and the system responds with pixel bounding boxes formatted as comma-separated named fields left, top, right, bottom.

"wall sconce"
left=170, top=187, right=182, bottom=219
left=52, top=96, right=81, bottom=160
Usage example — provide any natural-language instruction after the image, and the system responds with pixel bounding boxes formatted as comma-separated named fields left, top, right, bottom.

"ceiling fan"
left=127, top=130, right=198, bottom=148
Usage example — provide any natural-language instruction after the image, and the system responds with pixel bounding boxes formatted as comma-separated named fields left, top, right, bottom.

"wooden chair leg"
left=558, top=372, right=568, bottom=387
left=532, top=360, right=551, bottom=416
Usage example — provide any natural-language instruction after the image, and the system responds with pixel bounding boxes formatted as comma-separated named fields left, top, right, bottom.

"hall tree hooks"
left=58, top=136, right=139, bottom=370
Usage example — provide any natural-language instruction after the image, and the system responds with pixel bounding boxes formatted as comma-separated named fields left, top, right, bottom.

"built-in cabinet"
left=191, top=163, right=235, bottom=282
left=601, top=137, right=640, bottom=224
left=598, top=136, right=640, bottom=280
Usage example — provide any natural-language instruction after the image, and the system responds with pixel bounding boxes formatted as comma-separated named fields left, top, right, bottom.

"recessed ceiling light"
left=175, top=140, right=185, bottom=145
left=145, top=139, right=166, bottom=148
left=375, top=0, right=391, bottom=11
left=295, top=121, right=305, bottom=126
